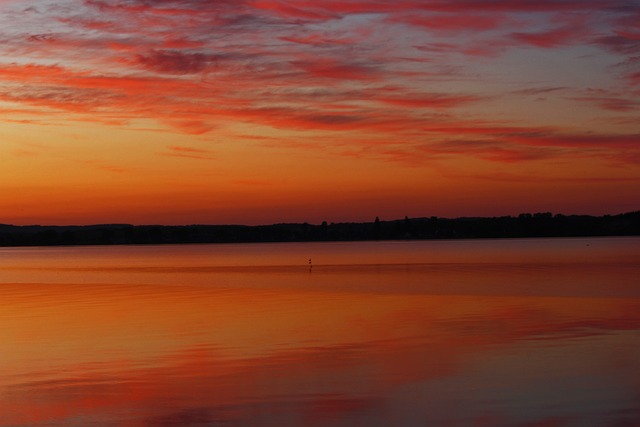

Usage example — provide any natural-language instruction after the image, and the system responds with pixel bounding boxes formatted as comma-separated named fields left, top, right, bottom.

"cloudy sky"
left=1, top=0, right=639, bottom=225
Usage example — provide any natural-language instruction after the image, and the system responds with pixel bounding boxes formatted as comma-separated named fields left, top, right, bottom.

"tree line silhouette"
left=0, top=211, right=638, bottom=247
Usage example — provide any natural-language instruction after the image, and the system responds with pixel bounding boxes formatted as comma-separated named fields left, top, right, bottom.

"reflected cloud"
left=1, top=240, right=639, bottom=426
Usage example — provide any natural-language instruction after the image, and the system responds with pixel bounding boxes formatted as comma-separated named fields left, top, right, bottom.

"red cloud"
left=510, top=13, right=593, bottom=48
left=1, top=0, right=638, bottom=171
left=414, top=0, right=630, bottom=13
left=249, top=0, right=623, bottom=18
left=249, top=0, right=340, bottom=20
left=394, top=12, right=507, bottom=32
left=293, top=58, right=382, bottom=81
left=628, top=70, right=640, bottom=85
left=0, top=63, right=219, bottom=132
left=280, top=34, right=357, bottom=46
left=3, top=57, right=638, bottom=166
left=511, top=26, right=579, bottom=48
left=85, top=0, right=229, bottom=16
left=135, top=50, right=214, bottom=74
left=375, top=93, right=482, bottom=109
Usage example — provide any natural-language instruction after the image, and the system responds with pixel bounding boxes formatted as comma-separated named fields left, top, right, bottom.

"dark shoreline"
left=1, top=211, right=639, bottom=247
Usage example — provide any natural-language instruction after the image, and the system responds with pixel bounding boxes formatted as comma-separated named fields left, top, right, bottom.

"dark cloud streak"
left=135, top=50, right=215, bottom=74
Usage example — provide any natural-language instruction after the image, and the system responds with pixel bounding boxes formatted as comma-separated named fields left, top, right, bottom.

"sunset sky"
left=1, top=0, right=639, bottom=225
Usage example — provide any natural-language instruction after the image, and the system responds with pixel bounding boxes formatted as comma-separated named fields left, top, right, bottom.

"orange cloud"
left=164, top=145, right=216, bottom=159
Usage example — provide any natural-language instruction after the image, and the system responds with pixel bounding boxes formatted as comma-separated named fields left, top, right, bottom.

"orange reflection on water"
left=2, top=278, right=640, bottom=426
left=1, top=239, right=640, bottom=426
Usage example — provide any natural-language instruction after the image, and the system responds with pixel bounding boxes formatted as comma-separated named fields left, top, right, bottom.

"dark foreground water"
left=1, top=238, right=639, bottom=426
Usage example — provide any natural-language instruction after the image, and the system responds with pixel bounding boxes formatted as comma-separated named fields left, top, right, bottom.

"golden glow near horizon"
left=1, top=0, right=639, bottom=224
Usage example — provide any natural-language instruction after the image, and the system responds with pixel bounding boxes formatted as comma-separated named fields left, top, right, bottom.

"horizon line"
left=2, top=210, right=639, bottom=229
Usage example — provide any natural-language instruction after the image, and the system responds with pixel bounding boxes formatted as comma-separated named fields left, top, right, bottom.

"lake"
left=1, top=238, right=639, bottom=426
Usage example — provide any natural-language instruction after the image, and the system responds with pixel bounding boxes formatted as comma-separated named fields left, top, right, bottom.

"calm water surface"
left=1, top=238, right=639, bottom=426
